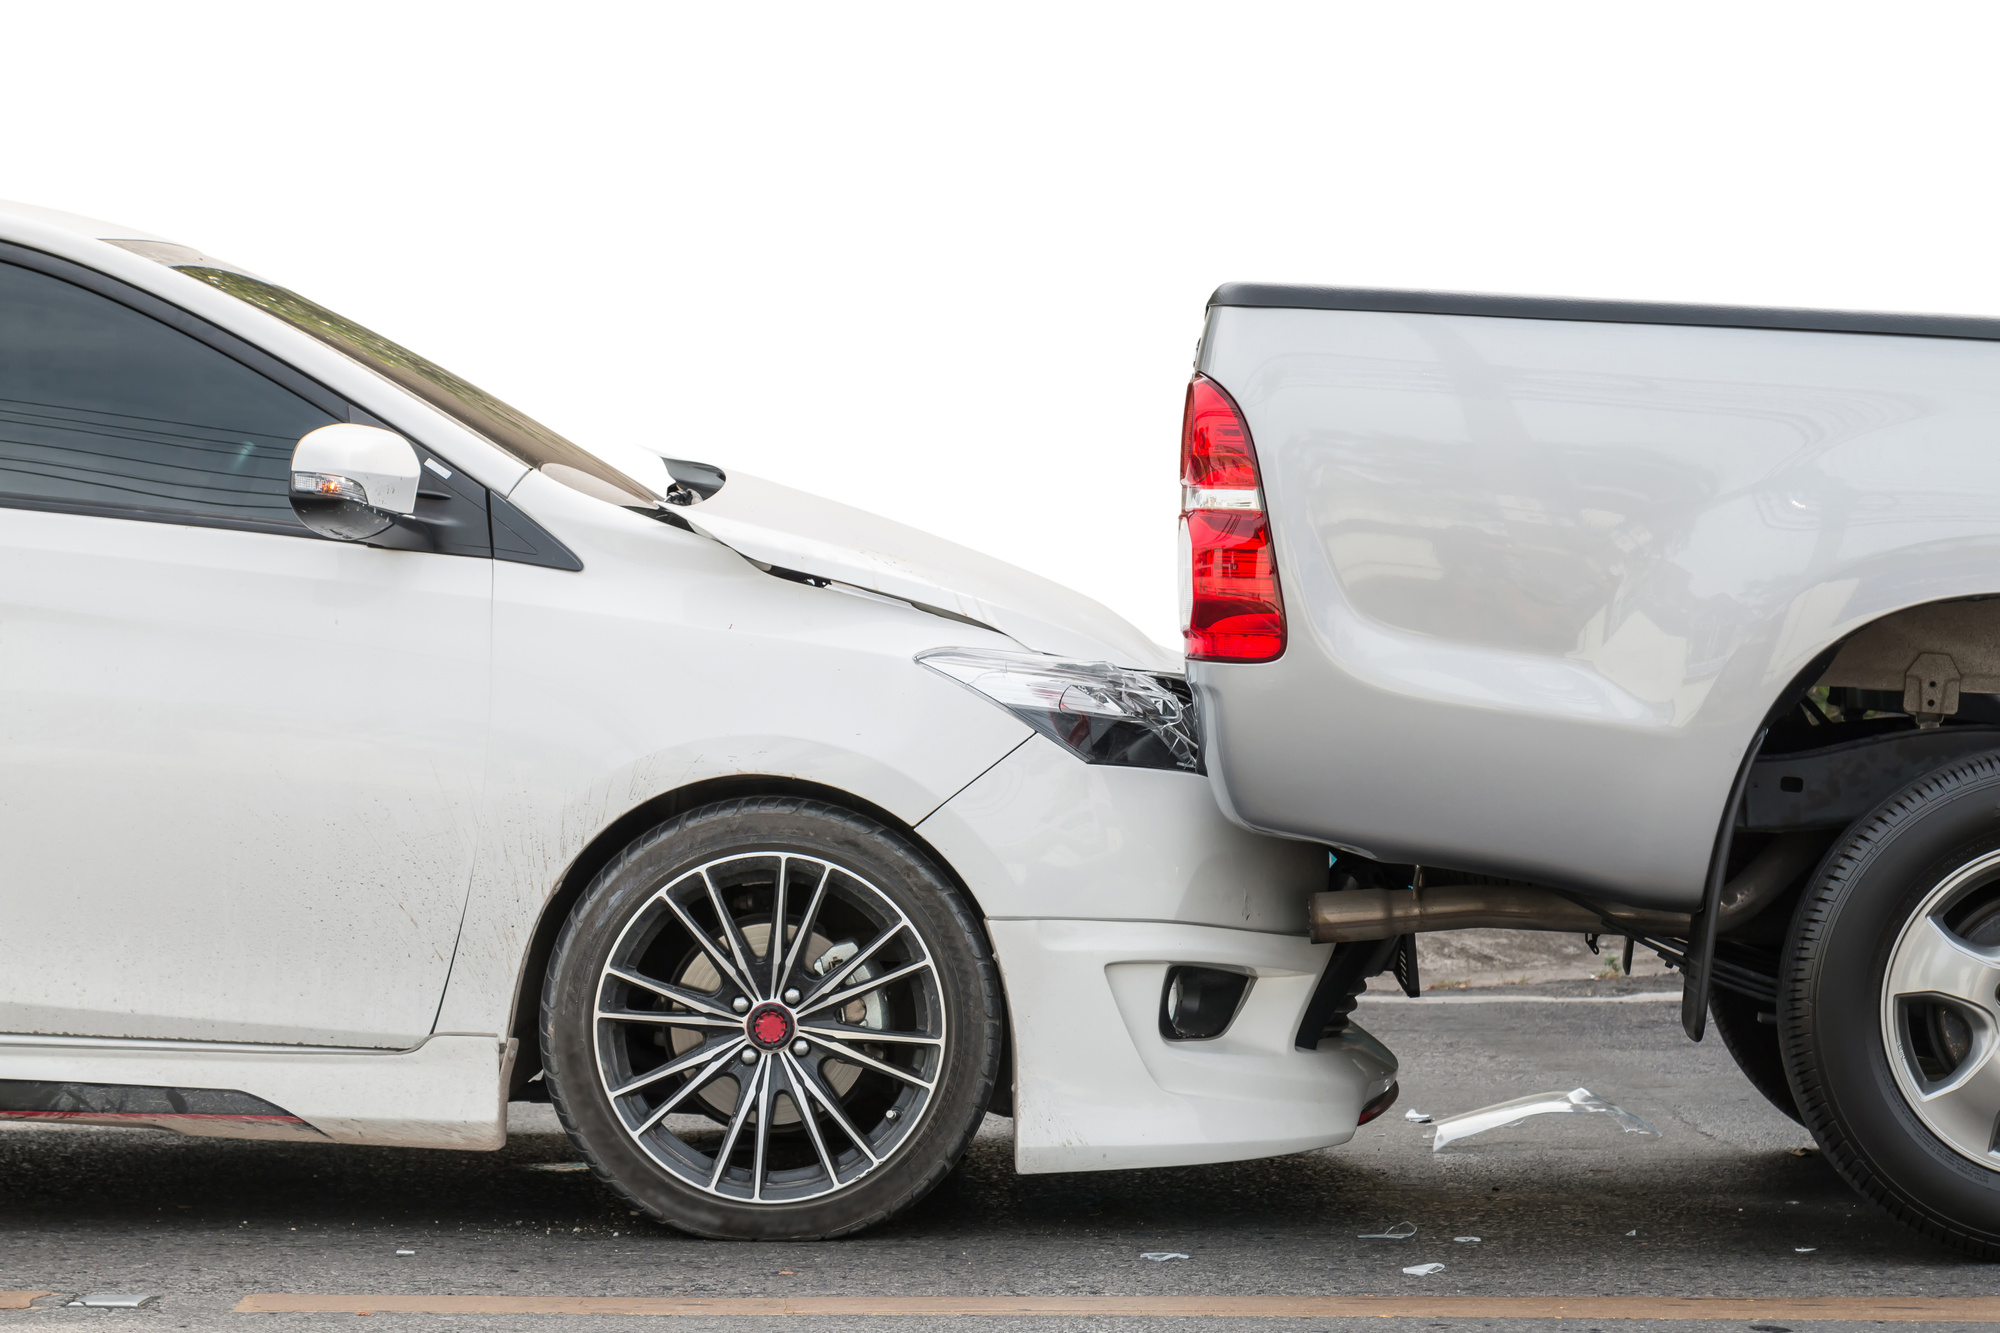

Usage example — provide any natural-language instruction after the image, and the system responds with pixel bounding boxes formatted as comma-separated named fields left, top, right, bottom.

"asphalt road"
left=3, top=976, right=1990, bottom=1331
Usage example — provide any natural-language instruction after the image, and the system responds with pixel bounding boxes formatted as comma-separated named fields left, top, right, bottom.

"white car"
left=0, top=202, right=1391, bottom=1239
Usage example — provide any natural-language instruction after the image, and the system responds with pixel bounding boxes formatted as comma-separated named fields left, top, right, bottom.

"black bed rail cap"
left=1207, top=282, right=2000, bottom=343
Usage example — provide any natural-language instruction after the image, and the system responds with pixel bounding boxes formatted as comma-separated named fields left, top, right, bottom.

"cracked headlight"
left=917, top=648, right=1201, bottom=772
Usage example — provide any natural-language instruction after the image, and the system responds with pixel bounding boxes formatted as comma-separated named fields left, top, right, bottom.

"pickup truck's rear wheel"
left=541, top=797, right=1001, bottom=1240
left=1783, top=756, right=2000, bottom=1257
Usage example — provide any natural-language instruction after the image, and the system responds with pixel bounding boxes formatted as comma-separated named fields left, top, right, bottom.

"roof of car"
left=0, top=198, right=172, bottom=245
left=1209, top=282, right=2000, bottom=343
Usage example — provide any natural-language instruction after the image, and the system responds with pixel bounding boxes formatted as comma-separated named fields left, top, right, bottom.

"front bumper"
left=918, top=736, right=1396, bottom=1173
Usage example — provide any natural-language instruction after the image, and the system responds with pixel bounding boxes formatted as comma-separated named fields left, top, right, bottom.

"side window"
left=0, top=260, right=336, bottom=530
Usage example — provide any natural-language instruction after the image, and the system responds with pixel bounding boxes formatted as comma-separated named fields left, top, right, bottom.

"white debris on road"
left=67, top=1295, right=157, bottom=1309
left=1358, top=1221, right=1417, bottom=1239
left=1430, top=1087, right=1661, bottom=1152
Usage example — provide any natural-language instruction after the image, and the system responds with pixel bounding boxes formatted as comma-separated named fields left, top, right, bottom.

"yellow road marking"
left=233, top=1294, right=2000, bottom=1319
left=0, top=1293, right=50, bottom=1310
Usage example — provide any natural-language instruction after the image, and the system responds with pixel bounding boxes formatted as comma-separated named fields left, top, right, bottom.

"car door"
left=0, top=251, right=492, bottom=1048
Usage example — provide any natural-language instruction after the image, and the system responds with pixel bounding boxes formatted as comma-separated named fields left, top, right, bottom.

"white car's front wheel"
left=542, top=797, right=1002, bottom=1239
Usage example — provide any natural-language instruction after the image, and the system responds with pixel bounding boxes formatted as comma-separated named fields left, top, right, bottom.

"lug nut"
left=791, top=1039, right=810, bottom=1056
left=782, top=988, right=801, bottom=1005
left=732, top=997, right=750, bottom=1015
left=738, top=1048, right=760, bottom=1065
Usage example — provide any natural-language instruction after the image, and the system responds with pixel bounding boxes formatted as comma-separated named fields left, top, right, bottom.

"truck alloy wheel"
left=1783, top=756, right=2000, bottom=1256
left=1881, top=847, right=2000, bottom=1169
left=541, top=798, right=1001, bottom=1240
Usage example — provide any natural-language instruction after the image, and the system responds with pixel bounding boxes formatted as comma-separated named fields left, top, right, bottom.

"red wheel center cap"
left=747, top=1003, right=794, bottom=1050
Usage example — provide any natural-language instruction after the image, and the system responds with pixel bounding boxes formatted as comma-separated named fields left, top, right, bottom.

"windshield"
left=165, top=261, right=657, bottom=507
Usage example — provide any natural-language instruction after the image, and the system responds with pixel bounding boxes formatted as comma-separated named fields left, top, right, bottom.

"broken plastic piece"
left=525, top=1162, right=590, bottom=1172
left=1402, top=1263, right=1445, bottom=1276
left=1140, top=1252, right=1188, bottom=1262
left=68, top=1295, right=157, bottom=1309
left=1795, top=1247, right=1817, bottom=1253
left=395, top=1249, right=416, bottom=1257
left=1626, top=1230, right=1638, bottom=1236
left=1357, top=1221, right=1417, bottom=1239
left=1453, top=1236, right=1480, bottom=1243
left=1404, top=1109, right=1432, bottom=1123
left=1430, top=1087, right=1660, bottom=1152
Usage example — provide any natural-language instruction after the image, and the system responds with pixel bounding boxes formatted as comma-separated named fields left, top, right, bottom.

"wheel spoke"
left=598, top=1009, right=741, bottom=1031
left=1913, top=1044, right=2000, bottom=1157
left=751, top=1046, right=778, bottom=1202
left=631, top=1039, right=751, bottom=1135
left=808, top=1031, right=936, bottom=1090
left=799, top=958, right=934, bottom=1019
left=802, top=924, right=907, bottom=1006
left=768, top=856, right=791, bottom=997
left=792, top=1055, right=880, bottom=1166
left=605, top=966, right=735, bottom=1019
left=1888, top=915, right=2000, bottom=1011
left=661, top=892, right=753, bottom=999
left=797, top=1020, right=943, bottom=1047
left=708, top=1057, right=766, bottom=1190
left=703, top=869, right=763, bottom=1000
left=613, top=1034, right=748, bottom=1099
left=780, top=1052, right=842, bottom=1187
left=776, top=864, right=830, bottom=998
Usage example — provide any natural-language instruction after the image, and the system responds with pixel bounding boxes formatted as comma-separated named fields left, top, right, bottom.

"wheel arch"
left=502, top=774, right=1009, bottom=1107
left=1739, top=593, right=2000, bottom=833
left=1700, top=593, right=2000, bottom=979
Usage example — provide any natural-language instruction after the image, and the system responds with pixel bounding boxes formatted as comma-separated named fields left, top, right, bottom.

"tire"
left=1783, top=755, right=2000, bottom=1257
left=541, top=796, right=1002, bottom=1240
left=1710, top=988, right=1800, bottom=1123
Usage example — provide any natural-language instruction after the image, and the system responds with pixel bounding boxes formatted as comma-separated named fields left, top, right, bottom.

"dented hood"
left=682, top=472, right=1177, bottom=671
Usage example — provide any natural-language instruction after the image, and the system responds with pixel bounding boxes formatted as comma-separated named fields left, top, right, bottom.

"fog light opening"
left=1159, top=965, right=1252, bottom=1041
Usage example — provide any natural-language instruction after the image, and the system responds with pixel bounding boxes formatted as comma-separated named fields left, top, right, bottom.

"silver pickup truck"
left=1184, top=283, right=2000, bottom=1257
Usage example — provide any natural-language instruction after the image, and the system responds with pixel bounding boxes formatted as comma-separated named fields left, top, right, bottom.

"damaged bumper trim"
left=0, top=1078, right=323, bottom=1139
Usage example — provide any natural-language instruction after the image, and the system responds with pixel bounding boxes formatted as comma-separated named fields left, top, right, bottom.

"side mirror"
left=290, top=424, right=422, bottom=542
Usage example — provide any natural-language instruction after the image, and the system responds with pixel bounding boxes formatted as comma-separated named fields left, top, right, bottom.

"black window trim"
left=1207, top=282, right=2000, bottom=343
left=0, top=491, right=314, bottom=540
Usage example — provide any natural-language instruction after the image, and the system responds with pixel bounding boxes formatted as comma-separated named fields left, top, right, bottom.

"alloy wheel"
left=591, top=851, right=946, bottom=1204
left=1882, top=847, right=2000, bottom=1170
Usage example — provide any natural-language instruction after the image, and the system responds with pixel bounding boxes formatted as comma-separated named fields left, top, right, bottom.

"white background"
left=5, top=3, right=1993, bottom=648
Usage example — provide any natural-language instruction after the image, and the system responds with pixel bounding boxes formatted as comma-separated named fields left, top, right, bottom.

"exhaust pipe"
left=1307, top=832, right=1826, bottom=944
left=1309, top=884, right=1688, bottom=943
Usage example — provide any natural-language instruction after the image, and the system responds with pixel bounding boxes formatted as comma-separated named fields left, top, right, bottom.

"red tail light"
left=1179, top=375, right=1284, bottom=662
left=1181, top=376, right=1259, bottom=490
